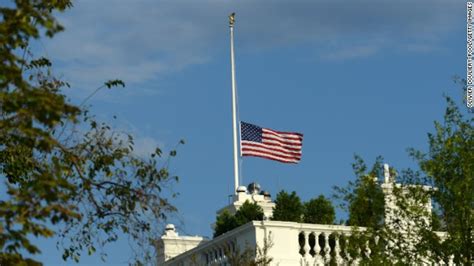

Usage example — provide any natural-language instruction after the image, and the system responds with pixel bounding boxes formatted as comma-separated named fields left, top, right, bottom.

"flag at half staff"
left=240, top=121, right=303, bottom=163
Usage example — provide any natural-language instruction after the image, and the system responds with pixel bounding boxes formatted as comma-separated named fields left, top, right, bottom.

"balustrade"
left=298, top=230, right=354, bottom=265
left=200, top=240, right=236, bottom=266
left=162, top=221, right=453, bottom=266
left=297, top=228, right=454, bottom=266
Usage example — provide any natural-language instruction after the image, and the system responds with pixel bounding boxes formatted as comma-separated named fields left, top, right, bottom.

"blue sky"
left=25, top=0, right=467, bottom=265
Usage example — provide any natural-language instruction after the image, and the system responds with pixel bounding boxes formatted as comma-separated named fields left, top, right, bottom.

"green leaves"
left=234, top=201, right=264, bottom=225
left=334, top=82, right=473, bottom=264
left=214, top=210, right=239, bottom=238
left=303, top=195, right=335, bottom=224
left=271, top=190, right=303, bottom=222
left=104, top=79, right=125, bottom=89
left=271, top=191, right=335, bottom=225
left=410, top=93, right=474, bottom=264
left=333, top=155, right=385, bottom=228
left=0, top=2, right=180, bottom=265
left=27, top=57, right=52, bottom=69
left=213, top=201, right=264, bottom=237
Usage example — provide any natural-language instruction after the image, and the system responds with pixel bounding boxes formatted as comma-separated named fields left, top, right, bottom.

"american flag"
left=240, top=121, right=303, bottom=163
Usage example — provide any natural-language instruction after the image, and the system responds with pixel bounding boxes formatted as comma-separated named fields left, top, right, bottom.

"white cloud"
left=35, top=0, right=462, bottom=99
left=105, top=118, right=165, bottom=159
left=132, top=135, right=163, bottom=158
left=321, top=44, right=380, bottom=61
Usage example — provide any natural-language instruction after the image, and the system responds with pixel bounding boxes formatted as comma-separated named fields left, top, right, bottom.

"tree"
left=371, top=87, right=474, bottom=264
left=334, top=82, right=473, bottom=264
left=214, top=201, right=264, bottom=237
left=271, top=190, right=303, bottom=222
left=0, top=1, right=180, bottom=264
left=333, top=155, right=385, bottom=228
left=213, top=210, right=239, bottom=238
left=408, top=92, right=473, bottom=264
left=303, top=195, right=335, bottom=224
left=235, top=201, right=265, bottom=225
left=224, top=233, right=274, bottom=266
left=334, top=158, right=436, bottom=264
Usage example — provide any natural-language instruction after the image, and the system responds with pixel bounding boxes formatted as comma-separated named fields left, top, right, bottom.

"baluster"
left=364, top=240, right=371, bottom=259
left=208, top=250, right=213, bottom=265
left=227, top=241, right=234, bottom=261
left=303, top=231, right=310, bottom=259
left=313, top=232, right=324, bottom=265
left=374, top=235, right=380, bottom=245
left=299, top=257, right=309, bottom=266
left=352, top=247, right=362, bottom=265
left=232, top=240, right=237, bottom=253
left=323, top=232, right=331, bottom=263
left=438, top=257, right=445, bottom=265
left=215, top=248, right=219, bottom=264
left=334, top=234, right=343, bottom=265
left=447, top=255, right=454, bottom=266
left=425, top=250, right=432, bottom=265
left=345, top=237, right=352, bottom=263
left=220, top=246, right=226, bottom=263
left=214, top=248, right=218, bottom=264
left=221, top=246, right=226, bottom=262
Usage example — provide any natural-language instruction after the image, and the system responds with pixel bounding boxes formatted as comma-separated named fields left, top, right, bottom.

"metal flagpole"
left=229, top=13, right=239, bottom=194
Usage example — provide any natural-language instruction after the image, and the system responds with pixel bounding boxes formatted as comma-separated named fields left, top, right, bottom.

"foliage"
left=336, top=165, right=441, bottom=265
left=235, top=201, right=265, bottom=225
left=0, top=0, right=72, bottom=91
left=272, top=191, right=335, bottom=225
left=213, top=210, right=239, bottom=238
left=408, top=93, right=473, bottom=264
left=224, top=233, right=274, bottom=266
left=333, top=155, right=385, bottom=228
left=253, top=234, right=274, bottom=266
left=336, top=83, right=473, bottom=264
left=373, top=90, right=474, bottom=264
left=0, top=1, right=180, bottom=264
left=271, top=190, right=303, bottom=222
left=303, top=195, right=335, bottom=224
left=213, top=201, right=264, bottom=237
left=224, top=244, right=255, bottom=266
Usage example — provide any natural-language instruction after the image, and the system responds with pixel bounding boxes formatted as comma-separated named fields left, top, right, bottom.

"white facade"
left=156, top=224, right=209, bottom=264
left=217, top=184, right=275, bottom=219
left=162, top=221, right=364, bottom=266
left=157, top=165, right=450, bottom=265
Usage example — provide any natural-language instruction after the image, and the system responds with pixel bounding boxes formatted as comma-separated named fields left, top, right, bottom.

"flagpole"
left=229, top=13, right=239, bottom=194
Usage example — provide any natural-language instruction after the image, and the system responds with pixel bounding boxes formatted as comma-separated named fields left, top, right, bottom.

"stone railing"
left=162, top=221, right=453, bottom=266
left=162, top=221, right=256, bottom=266
left=163, top=221, right=368, bottom=266
left=297, top=224, right=366, bottom=265
left=297, top=226, right=454, bottom=265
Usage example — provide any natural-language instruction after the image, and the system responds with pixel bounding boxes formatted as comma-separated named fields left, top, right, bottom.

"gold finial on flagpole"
left=229, top=12, right=235, bottom=27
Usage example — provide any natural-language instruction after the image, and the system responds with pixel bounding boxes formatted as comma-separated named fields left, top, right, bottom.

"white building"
left=157, top=164, right=450, bottom=265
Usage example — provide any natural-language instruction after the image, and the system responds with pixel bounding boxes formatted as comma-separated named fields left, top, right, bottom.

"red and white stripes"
left=241, top=128, right=303, bottom=163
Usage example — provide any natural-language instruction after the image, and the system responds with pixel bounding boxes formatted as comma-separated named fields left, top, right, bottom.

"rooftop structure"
left=156, top=165, right=451, bottom=265
left=217, top=182, right=275, bottom=220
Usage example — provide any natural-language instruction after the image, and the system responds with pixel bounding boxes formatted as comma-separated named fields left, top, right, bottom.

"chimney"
left=384, top=163, right=390, bottom=183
